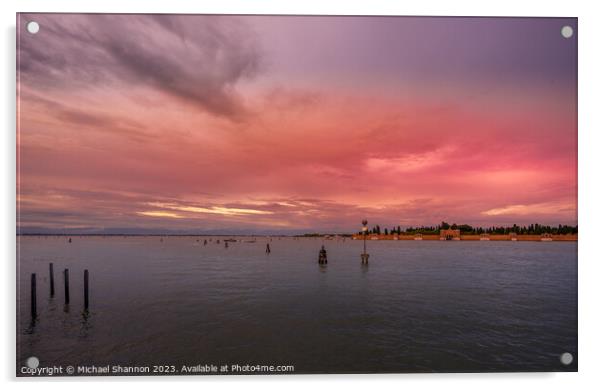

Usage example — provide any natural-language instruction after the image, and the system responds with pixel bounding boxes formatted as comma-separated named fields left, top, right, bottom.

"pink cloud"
left=17, top=14, right=577, bottom=233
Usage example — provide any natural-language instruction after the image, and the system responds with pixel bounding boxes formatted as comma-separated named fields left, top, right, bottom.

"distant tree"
left=457, top=224, right=473, bottom=233
left=354, top=222, right=576, bottom=236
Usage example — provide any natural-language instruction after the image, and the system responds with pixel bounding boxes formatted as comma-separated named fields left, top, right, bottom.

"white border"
left=2, top=1, right=601, bottom=389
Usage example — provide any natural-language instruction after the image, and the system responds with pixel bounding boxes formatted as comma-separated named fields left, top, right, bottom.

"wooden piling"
left=84, top=269, right=89, bottom=310
left=31, top=273, right=37, bottom=319
left=64, top=269, right=70, bottom=304
left=49, top=262, right=55, bottom=297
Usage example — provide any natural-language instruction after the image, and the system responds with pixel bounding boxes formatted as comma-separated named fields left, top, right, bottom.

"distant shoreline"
left=351, top=234, right=578, bottom=242
left=16, top=233, right=297, bottom=237
left=16, top=233, right=578, bottom=241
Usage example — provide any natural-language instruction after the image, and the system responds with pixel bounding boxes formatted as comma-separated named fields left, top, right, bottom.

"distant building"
left=440, top=229, right=461, bottom=240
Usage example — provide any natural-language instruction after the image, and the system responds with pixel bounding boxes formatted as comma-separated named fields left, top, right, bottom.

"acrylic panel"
left=16, top=14, right=577, bottom=376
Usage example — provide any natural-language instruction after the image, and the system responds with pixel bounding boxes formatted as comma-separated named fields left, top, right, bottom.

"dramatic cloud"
left=16, top=15, right=577, bottom=233
left=18, top=14, right=262, bottom=119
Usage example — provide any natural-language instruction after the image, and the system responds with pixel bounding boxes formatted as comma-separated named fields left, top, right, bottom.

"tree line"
left=360, top=221, right=578, bottom=235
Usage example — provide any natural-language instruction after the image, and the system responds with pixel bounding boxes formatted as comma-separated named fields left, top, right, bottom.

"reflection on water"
left=79, top=310, right=91, bottom=339
left=17, top=236, right=577, bottom=374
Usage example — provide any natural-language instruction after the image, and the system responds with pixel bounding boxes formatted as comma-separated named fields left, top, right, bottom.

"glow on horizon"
left=17, top=14, right=577, bottom=233
left=137, top=211, right=183, bottom=219
left=147, top=202, right=275, bottom=216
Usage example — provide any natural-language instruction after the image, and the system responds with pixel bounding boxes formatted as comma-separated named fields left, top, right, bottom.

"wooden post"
left=49, top=263, right=55, bottom=297
left=64, top=269, right=70, bottom=304
left=31, top=273, right=37, bottom=319
left=84, top=270, right=89, bottom=310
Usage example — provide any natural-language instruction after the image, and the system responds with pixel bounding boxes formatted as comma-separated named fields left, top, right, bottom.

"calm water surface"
left=17, top=236, right=577, bottom=374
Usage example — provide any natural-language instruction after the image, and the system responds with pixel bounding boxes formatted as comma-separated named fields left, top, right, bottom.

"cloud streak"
left=147, top=202, right=274, bottom=216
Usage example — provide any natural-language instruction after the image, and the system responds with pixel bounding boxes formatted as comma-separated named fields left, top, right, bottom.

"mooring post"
left=318, top=245, right=328, bottom=264
left=31, top=273, right=37, bottom=319
left=64, top=269, right=70, bottom=304
left=49, top=262, right=55, bottom=297
left=84, top=269, right=89, bottom=310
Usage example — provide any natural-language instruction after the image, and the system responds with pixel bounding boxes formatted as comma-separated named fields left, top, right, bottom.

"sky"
left=17, top=14, right=577, bottom=234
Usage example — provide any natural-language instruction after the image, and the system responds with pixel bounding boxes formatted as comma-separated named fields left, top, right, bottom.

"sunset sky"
left=17, top=14, right=577, bottom=234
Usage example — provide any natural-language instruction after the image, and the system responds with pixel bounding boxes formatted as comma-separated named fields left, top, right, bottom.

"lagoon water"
left=17, top=236, right=577, bottom=374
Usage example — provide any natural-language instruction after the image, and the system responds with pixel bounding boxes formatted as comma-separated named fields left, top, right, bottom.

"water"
left=17, top=236, right=577, bottom=374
